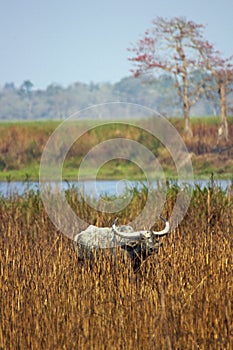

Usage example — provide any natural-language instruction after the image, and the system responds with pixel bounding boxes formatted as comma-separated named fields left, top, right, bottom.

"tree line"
left=0, top=74, right=231, bottom=123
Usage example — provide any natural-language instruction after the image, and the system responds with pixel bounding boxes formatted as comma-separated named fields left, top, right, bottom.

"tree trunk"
left=183, top=66, right=193, bottom=137
left=218, top=81, right=229, bottom=142
left=184, top=104, right=193, bottom=137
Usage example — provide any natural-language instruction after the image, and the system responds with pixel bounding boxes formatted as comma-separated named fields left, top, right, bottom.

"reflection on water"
left=0, top=179, right=232, bottom=198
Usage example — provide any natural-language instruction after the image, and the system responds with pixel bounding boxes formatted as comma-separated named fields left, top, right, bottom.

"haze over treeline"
left=1, top=74, right=231, bottom=120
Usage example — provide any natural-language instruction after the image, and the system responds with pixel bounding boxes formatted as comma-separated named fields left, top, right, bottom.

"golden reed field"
left=0, top=183, right=232, bottom=349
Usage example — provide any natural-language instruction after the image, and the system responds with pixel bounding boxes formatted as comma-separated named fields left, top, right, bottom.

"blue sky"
left=1, top=0, right=232, bottom=89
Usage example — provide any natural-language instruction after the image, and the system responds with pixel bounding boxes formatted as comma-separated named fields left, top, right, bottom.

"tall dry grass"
left=0, top=183, right=232, bottom=349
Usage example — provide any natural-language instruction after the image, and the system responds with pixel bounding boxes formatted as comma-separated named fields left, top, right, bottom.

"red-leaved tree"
left=128, top=17, right=215, bottom=136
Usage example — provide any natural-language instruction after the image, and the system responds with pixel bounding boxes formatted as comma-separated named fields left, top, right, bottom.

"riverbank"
left=0, top=117, right=232, bottom=181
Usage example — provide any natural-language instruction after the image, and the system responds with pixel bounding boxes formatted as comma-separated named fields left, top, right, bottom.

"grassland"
left=0, top=117, right=232, bottom=181
left=0, top=182, right=232, bottom=349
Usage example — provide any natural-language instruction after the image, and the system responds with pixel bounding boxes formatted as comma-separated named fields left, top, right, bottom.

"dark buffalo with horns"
left=74, top=216, right=170, bottom=269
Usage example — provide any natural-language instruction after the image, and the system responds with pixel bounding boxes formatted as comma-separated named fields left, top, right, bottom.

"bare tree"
left=202, top=51, right=233, bottom=142
left=128, top=17, right=214, bottom=136
left=216, top=68, right=233, bottom=142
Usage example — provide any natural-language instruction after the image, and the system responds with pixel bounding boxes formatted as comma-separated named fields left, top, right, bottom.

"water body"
left=0, top=179, right=232, bottom=198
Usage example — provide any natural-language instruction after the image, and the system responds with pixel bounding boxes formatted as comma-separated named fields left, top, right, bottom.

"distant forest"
left=0, top=74, right=232, bottom=120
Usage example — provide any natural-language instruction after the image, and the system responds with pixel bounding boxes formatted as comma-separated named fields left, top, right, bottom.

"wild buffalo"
left=74, top=215, right=170, bottom=269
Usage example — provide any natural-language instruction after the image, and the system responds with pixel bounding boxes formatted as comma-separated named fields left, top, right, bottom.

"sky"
left=1, top=0, right=233, bottom=89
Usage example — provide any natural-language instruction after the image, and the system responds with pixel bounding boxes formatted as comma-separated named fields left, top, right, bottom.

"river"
left=0, top=179, right=232, bottom=198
